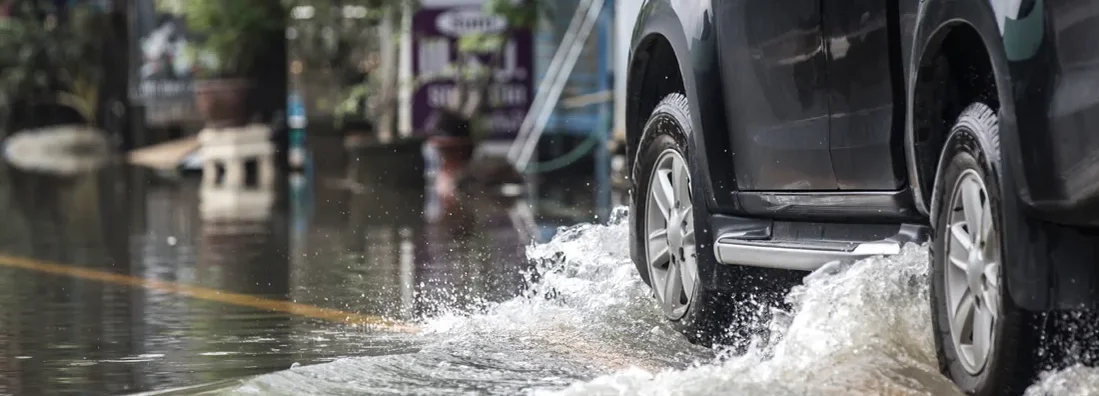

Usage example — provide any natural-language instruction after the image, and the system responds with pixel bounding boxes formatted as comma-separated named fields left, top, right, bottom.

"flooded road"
left=0, top=134, right=584, bottom=395
left=210, top=219, right=1098, bottom=396
left=0, top=136, right=1096, bottom=395
left=209, top=220, right=954, bottom=396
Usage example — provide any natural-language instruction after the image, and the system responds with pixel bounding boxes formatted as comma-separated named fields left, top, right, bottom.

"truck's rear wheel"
left=930, top=103, right=1043, bottom=395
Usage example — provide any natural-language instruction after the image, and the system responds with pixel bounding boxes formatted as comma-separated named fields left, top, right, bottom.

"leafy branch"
left=178, top=0, right=285, bottom=78
left=0, top=1, right=103, bottom=134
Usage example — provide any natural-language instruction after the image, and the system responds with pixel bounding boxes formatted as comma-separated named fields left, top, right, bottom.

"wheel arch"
left=906, top=1, right=1053, bottom=311
left=627, top=0, right=738, bottom=284
left=907, top=20, right=1003, bottom=218
left=905, top=0, right=1015, bottom=217
left=626, top=33, right=686, bottom=177
left=626, top=0, right=732, bottom=212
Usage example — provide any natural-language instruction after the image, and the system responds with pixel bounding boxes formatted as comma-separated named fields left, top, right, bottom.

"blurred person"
left=422, top=108, right=475, bottom=215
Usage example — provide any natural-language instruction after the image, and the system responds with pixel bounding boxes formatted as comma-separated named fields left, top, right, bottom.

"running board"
left=712, top=224, right=929, bottom=271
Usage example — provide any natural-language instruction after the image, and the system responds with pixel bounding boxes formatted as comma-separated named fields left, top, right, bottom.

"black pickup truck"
left=625, top=0, right=1099, bottom=393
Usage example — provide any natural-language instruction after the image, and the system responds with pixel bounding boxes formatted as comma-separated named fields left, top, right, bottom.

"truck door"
left=822, top=0, right=907, bottom=190
left=713, top=0, right=839, bottom=191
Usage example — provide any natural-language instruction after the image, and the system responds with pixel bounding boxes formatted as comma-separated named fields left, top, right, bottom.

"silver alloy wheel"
left=944, top=169, right=1003, bottom=375
left=644, top=149, right=698, bottom=320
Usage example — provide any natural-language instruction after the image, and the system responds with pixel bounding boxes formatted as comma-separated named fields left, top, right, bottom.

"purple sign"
left=411, top=4, right=533, bottom=139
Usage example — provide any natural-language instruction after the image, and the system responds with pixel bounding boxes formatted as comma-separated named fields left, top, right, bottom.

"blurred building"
left=124, top=0, right=288, bottom=150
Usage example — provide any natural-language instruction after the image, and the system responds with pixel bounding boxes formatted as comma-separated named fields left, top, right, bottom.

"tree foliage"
left=178, top=0, right=285, bottom=78
left=282, top=0, right=397, bottom=71
left=0, top=1, right=103, bottom=133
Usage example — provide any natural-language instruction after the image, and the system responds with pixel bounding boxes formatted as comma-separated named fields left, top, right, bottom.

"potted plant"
left=178, top=0, right=284, bottom=128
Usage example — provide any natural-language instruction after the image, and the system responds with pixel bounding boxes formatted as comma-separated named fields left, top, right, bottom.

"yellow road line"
left=0, top=254, right=419, bottom=333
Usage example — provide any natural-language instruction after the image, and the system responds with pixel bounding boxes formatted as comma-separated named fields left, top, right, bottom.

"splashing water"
left=214, top=208, right=1095, bottom=395
left=1027, top=365, right=1099, bottom=395
left=542, top=239, right=961, bottom=396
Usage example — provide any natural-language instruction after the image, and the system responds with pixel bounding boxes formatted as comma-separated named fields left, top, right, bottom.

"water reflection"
left=0, top=135, right=595, bottom=394
left=2, top=125, right=112, bottom=177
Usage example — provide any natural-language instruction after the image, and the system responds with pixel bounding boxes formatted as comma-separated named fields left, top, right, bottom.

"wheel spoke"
left=662, top=264, right=684, bottom=312
left=961, top=179, right=984, bottom=245
left=681, top=209, right=695, bottom=243
left=679, top=254, right=697, bottom=299
left=984, top=262, right=1000, bottom=289
left=649, top=244, right=670, bottom=268
left=983, top=287, right=1000, bottom=319
left=950, top=222, right=974, bottom=253
left=649, top=228, right=668, bottom=243
left=648, top=226, right=670, bottom=269
left=983, top=262, right=1001, bottom=317
left=949, top=255, right=968, bottom=272
left=671, top=157, right=691, bottom=207
left=972, top=301, right=995, bottom=364
left=652, top=170, right=675, bottom=220
left=952, top=288, right=976, bottom=337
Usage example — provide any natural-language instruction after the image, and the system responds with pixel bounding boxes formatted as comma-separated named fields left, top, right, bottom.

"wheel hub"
left=967, top=249, right=984, bottom=299
left=644, top=149, right=698, bottom=320
left=944, top=169, right=1002, bottom=375
left=667, top=211, right=684, bottom=254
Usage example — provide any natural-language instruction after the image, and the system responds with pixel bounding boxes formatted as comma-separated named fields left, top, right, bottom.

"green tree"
left=282, top=0, right=411, bottom=137
left=178, top=0, right=286, bottom=78
left=0, top=1, right=104, bottom=134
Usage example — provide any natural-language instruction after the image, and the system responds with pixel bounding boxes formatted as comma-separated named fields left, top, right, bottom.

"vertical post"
left=260, top=152, right=277, bottom=188
left=594, top=0, right=615, bottom=221
left=202, top=159, right=219, bottom=187
left=397, top=1, right=414, bottom=139
left=377, top=6, right=400, bottom=143
left=260, top=3, right=289, bottom=171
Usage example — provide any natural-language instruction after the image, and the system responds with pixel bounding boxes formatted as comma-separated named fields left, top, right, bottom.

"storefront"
left=409, top=0, right=534, bottom=141
left=125, top=0, right=287, bottom=150
left=128, top=0, right=200, bottom=130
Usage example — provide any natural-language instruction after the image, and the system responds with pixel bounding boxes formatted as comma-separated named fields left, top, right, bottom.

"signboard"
left=129, top=0, right=200, bottom=126
left=411, top=2, right=533, bottom=139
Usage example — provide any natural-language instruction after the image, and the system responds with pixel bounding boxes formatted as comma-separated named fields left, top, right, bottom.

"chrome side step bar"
left=712, top=224, right=929, bottom=271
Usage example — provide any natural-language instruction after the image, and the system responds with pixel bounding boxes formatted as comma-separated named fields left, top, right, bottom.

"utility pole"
left=375, top=5, right=398, bottom=143
left=99, top=0, right=132, bottom=148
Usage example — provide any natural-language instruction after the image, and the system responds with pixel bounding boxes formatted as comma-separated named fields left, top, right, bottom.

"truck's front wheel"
left=632, top=93, right=732, bottom=345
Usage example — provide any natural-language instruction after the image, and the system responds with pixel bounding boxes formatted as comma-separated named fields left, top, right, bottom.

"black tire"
left=631, top=93, right=693, bottom=288
left=929, top=103, right=1043, bottom=395
left=631, top=93, right=790, bottom=348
